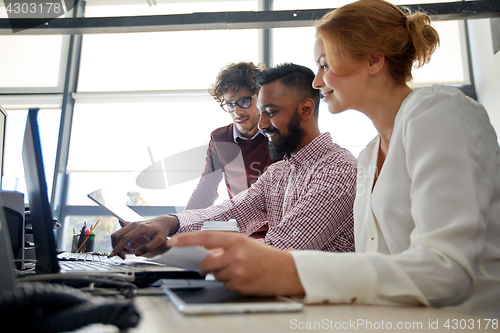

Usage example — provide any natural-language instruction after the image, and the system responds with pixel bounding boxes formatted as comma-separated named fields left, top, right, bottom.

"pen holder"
left=71, top=234, right=95, bottom=253
left=85, top=234, right=95, bottom=252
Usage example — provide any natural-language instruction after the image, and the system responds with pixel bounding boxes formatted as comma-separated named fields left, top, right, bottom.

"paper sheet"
left=149, top=246, right=211, bottom=272
left=118, top=254, right=167, bottom=266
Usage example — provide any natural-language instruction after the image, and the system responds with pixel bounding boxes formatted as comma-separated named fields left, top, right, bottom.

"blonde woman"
left=168, top=0, right=500, bottom=317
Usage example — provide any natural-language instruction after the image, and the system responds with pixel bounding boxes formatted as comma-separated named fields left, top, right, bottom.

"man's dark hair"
left=256, top=63, right=320, bottom=117
left=209, top=62, right=264, bottom=104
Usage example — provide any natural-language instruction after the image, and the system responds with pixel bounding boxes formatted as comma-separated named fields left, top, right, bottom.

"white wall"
left=467, top=19, right=500, bottom=137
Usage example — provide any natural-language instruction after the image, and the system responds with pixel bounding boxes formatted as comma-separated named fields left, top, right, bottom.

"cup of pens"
left=72, top=220, right=99, bottom=253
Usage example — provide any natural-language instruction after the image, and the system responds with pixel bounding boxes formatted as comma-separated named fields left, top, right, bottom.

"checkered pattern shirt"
left=177, top=133, right=357, bottom=252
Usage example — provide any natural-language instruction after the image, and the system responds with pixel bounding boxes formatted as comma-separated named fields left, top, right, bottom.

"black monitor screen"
left=0, top=105, right=6, bottom=189
left=22, top=108, right=59, bottom=273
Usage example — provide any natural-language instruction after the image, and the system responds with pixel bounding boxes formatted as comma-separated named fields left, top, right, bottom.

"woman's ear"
left=367, top=53, right=385, bottom=74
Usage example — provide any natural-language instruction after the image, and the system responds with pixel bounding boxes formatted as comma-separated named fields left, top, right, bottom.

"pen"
left=89, top=220, right=99, bottom=234
left=76, top=222, right=86, bottom=251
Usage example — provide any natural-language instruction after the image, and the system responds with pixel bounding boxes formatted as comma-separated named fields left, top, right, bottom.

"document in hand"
left=149, top=246, right=211, bottom=272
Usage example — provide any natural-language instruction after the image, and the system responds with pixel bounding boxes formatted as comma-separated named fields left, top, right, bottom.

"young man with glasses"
left=110, top=63, right=357, bottom=258
left=184, top=62, right=276, bottom=211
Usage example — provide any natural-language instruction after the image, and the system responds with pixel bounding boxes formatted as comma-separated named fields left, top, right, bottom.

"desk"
left=76, top=295, right=498, bottom=332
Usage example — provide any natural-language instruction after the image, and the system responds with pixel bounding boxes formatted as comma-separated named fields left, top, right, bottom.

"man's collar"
left=232, top=125, right=264, bottom=143
left=285, top=132, right=333, bottom=166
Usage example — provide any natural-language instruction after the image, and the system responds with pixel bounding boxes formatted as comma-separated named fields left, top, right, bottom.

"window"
left=84, top=0, right=258, bottom=17
left=0, top=32, right=67, bottom=201
left=273, top=0, right=460, bottom=10
left=0, top=35, right=69, bottom=93
left=2, top=108, right=61, bottom=203
left=66, top=96, right=231, bottom=206
left=77, top=29, right=259, bottom=92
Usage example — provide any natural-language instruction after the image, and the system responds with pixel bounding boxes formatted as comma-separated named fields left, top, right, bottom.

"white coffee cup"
left=201, top=218, right=239, bottom=232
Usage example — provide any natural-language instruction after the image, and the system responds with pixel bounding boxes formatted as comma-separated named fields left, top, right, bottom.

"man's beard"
left=265, top=108, right=306, bottom=161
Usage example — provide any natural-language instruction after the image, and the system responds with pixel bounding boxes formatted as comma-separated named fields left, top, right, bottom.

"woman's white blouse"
left=291, top=85, right=500, bottom=317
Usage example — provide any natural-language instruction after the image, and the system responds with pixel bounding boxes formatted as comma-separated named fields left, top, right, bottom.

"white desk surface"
left=77, top=294, right=498, bottom=333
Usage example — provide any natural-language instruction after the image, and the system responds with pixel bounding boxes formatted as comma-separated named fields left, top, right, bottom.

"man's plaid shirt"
left=178, top=133, right=357, bottom=252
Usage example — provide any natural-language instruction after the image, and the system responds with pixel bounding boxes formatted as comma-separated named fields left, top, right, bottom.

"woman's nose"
left=312, top=71, right=324, bottom=89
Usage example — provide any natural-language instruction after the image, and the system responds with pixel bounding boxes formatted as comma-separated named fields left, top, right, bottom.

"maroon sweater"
left=185, top=124, right=275, bottom=210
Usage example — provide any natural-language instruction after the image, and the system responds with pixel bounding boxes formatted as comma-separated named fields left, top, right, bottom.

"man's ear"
left=368, top=53, right=385, bottom=74
left=299, top=98, right=316, bottom=120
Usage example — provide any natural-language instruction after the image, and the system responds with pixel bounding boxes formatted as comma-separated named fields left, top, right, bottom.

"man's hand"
left=109, top=215, right=180, bottom=258
left=166, top=231, right=305, bottom=297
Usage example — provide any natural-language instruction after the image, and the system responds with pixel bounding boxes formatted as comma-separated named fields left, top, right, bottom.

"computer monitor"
left=0, top=195, right=17, bottom=291
left=0, top=105, right=7, bottom=189
left=22, top=108, right=59, bottom=273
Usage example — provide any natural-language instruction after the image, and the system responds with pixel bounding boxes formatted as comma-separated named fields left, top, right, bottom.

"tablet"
left=87, top=188, right=145, bottom=222
left=162, top=282, right=303, bottom=315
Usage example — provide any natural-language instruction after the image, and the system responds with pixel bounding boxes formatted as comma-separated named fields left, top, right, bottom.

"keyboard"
left=59, top=260, right=134, bottom=272
left=58, top=252, right=112, bottom=262
left=58, top=252, right=137, bottom=272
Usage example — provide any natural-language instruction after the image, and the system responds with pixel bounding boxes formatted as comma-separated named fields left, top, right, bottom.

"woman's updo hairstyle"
left=316, top=0, right=440, bottom=84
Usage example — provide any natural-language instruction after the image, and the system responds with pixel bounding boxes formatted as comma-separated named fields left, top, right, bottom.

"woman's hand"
left=167, top=231, right=305, bottom=296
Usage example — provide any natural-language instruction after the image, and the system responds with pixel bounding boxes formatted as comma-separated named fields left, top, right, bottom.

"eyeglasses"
left=220, top=95, right=255, bottom=113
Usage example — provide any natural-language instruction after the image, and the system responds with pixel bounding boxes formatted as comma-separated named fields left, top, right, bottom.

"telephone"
left=0, top=282, right=140, bottom=332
